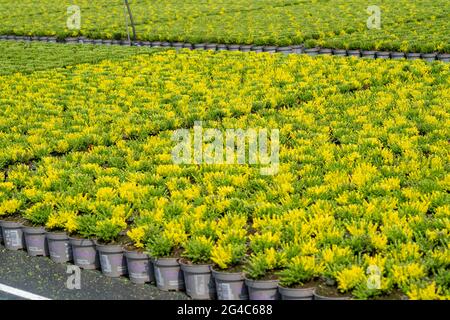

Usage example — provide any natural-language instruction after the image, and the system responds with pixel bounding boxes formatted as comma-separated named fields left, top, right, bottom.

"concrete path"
left=0, top=246, right=188, bottom=300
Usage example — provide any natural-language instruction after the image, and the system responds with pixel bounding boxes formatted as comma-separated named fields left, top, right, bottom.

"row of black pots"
left=0, top=35, right=448, bottom=62
left=0, top=221, right=349, bottom=300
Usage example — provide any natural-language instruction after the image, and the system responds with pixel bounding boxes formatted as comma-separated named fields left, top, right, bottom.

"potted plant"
left=22, top=202, right=52, bottom=257
left=180, top=235, right=216, bottom=300
left=244, top=248, right=285, bottom=300
left=0, top=198, right=25, bottom=251
left=277, top=255, right=324, bottom=300
left=313, top=246, right=354, bottom=300
left=95, top=217, right=128, bottom=278
left=146, top=220, right=186, bottom=292
left=45, top=210, right=76, bottom=264
left=211, top=242, right=248, bottom=300
left=70, top=214, right=100, bottom=270
left=125, top=225, right=155, bottom=284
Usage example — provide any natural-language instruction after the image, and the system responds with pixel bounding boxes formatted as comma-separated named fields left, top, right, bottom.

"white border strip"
left=0, top=283, right=51, bottom=300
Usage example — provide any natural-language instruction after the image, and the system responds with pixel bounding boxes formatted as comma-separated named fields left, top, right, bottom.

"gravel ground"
left=0, top=246, right=189, bottom=300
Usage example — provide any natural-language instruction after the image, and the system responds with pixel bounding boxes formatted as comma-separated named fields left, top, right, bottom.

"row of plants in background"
left=0, top=44, right=449, bottom=299
left=0, top=0, right=448, bottom=52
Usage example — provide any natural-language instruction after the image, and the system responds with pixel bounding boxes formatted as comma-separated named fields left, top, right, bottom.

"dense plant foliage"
left=0, top=43, right=449, bottom=299
left=0, top=0, right=449, bottom=52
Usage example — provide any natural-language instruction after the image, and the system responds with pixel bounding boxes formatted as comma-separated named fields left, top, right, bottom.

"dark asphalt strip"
left=0, top=246, right=189, bottom=300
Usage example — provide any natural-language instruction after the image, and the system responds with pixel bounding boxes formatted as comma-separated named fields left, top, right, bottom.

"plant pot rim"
left=313, top=288, right=352, bottom=300
left=211, top=267, right=245, bottom=276
left=96, top=242, right=124, bottom=252
left=0, top=220, right=23, bottom=228
left=244, top=276, right=279, bottom=284
left=124, top=249, right=151, bottom=258
left=69, top=237, right=96, bottom=246
left=22, top=226, right=47, bottom=234
left=278, top=284, right=316, bottom=293
left=153, top=257, right=181, bottom=266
